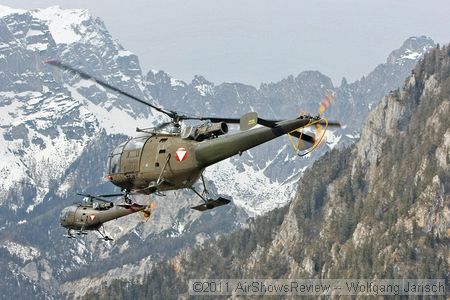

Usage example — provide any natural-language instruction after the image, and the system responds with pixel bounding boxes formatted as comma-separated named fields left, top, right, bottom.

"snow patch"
left=117, top=49, right=134, bottom=57
left=401, top=49, right=421, bottom=60
left=25, top=29, right=45, bottom=38
left=325, top=130, right=341, bottom=149
left=0, top=89, right=100, bottom=208
left=195, top=84, right=214, bottom=96
left=205, top=158, right=295, bottom=216
left=66, top=84, right=151, bottom=136
left=27, top=42, right=47, bottom=51
left=0, top=5, right=26, bottom=17
left=2, top=241, right=40, bottom=263
left=170, top=78, right=186, bottom=87
left=32, top=6, right=90, bottom=44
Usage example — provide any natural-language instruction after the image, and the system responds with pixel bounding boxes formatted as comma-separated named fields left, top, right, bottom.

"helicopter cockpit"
left=60, top=205, right=76, bottom=225
left=107, top=136, right=150, bottom=175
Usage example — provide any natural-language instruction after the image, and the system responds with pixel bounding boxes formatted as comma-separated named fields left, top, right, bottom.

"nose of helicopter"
left=59, top=207, right=70, bottom=228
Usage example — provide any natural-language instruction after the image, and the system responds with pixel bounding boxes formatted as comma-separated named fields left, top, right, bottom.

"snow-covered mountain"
left=0, top=5, right=435, bottom=298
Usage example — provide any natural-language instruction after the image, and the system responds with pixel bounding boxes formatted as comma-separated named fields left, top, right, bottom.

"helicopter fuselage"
left=60, top=203, right=146, bottom=231
left=107, top=134, right=204, bottom=193
left=106, top=116, right=312, bottom=193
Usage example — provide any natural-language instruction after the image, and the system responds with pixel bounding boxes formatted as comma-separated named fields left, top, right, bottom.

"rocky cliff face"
left=0, top=5, right=438, bottom=299
left=281, top=45, right=450, bottom=280
left=91, top=45, right=450, bottom=299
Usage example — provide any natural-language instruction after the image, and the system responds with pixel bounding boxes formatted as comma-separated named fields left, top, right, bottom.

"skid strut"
left=97, top=224, right=113, bottom=241
left=190, top=174, right=231, bottom=211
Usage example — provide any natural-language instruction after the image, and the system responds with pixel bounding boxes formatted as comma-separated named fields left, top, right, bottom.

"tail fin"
left=240, top=112, right=258, bottom=131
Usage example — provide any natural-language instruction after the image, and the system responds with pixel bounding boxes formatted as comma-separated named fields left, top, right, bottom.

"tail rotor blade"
left=318, top=90, right=336, bottom=116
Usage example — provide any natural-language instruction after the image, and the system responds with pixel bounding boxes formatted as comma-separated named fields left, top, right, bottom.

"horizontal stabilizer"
left=191, top=197, right=231, bottom=211
left=289, top=132, right=316, bottom=151
left=116, top=203, right=145, bottom=210
left=289, top=131, right=315, bottom=143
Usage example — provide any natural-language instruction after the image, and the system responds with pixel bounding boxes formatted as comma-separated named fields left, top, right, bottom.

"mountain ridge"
left=0, top=5, right=439, bottom=298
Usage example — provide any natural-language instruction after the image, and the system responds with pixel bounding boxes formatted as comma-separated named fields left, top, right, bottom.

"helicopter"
left=46, top=60, right=340, bottom=212
left=60, top=193, right=151, bottom=241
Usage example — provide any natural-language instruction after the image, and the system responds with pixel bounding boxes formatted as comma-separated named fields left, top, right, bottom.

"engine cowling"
left=183, top=122, right=228, bottom=141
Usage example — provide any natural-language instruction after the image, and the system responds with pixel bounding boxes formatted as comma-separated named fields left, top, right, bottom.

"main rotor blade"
left=184, top=115, right=281, bottom=127
left=324, top=121, right=341, bottom=127
left=77, top=192, right=124, bottom=198
left=76, top=192, right=122, bottom=203
left=316, top=120, right=341, bottom=127
left=191, top=115, right=341, bottom=130
left=154, top=121, right=174, bottom=130
left=198, top=117, right=241, bottom=123
left=44, top=60, right=175, bottom=118
left=116, top=203, right=145, bottom=209
left=97, top=193, right=125, bottom=198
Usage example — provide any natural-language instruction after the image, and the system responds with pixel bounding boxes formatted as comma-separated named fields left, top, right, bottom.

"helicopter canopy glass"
left=112, top=142, right=126, bottom=155
left=124, top=136, right=148, bottom=150
left=60, top=206, right=76, bottom=219
left=109, top=154, right=121, bottom=173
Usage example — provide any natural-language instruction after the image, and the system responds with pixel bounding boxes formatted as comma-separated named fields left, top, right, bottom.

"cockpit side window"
left=60, top=207, right=69, bottom=220
left=112, top=142, right=126, bottom=155
left=108, top=142, right=127, bottom=174
left=109, top=154, right=121, bottom=173
left=124, top=136, right=147, bottom=150
left=60, top=206, right=77, bottom=220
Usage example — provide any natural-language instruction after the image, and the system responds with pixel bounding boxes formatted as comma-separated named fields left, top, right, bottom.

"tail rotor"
left=288, top=89, right=339, bottom=156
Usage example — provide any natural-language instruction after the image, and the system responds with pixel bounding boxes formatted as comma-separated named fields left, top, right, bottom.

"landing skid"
left=64, top=229, right=87, bottom=238
left=64, top=226, right=112, bottom=241
left=191, top=197, right=231, bottom=211
left=64, top=229, right=77, bottom=239
left=190, top=174, right=231, bottom=211
left=96, top=224, right=113, bottom=241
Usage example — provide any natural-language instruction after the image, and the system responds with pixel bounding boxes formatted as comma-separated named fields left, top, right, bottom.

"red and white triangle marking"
left=88, top=214, right=96, bottom=221
left=175, top=147, right=188, bottom=162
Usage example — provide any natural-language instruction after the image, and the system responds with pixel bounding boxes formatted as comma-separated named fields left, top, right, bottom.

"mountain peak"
left=387, top=35, right=435, bottom=65
left=0, top=5, right=26, bottom=17
left=191, top=75, right=212, bottom=85
left=0, top=5, right=94, bottom=45
left=31, top=6, right=91, bottom=44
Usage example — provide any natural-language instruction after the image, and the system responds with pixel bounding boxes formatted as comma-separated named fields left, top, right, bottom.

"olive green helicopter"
left=46, top=60, right=340, bottom=239
left=59, top=193, right=152, bottom=241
